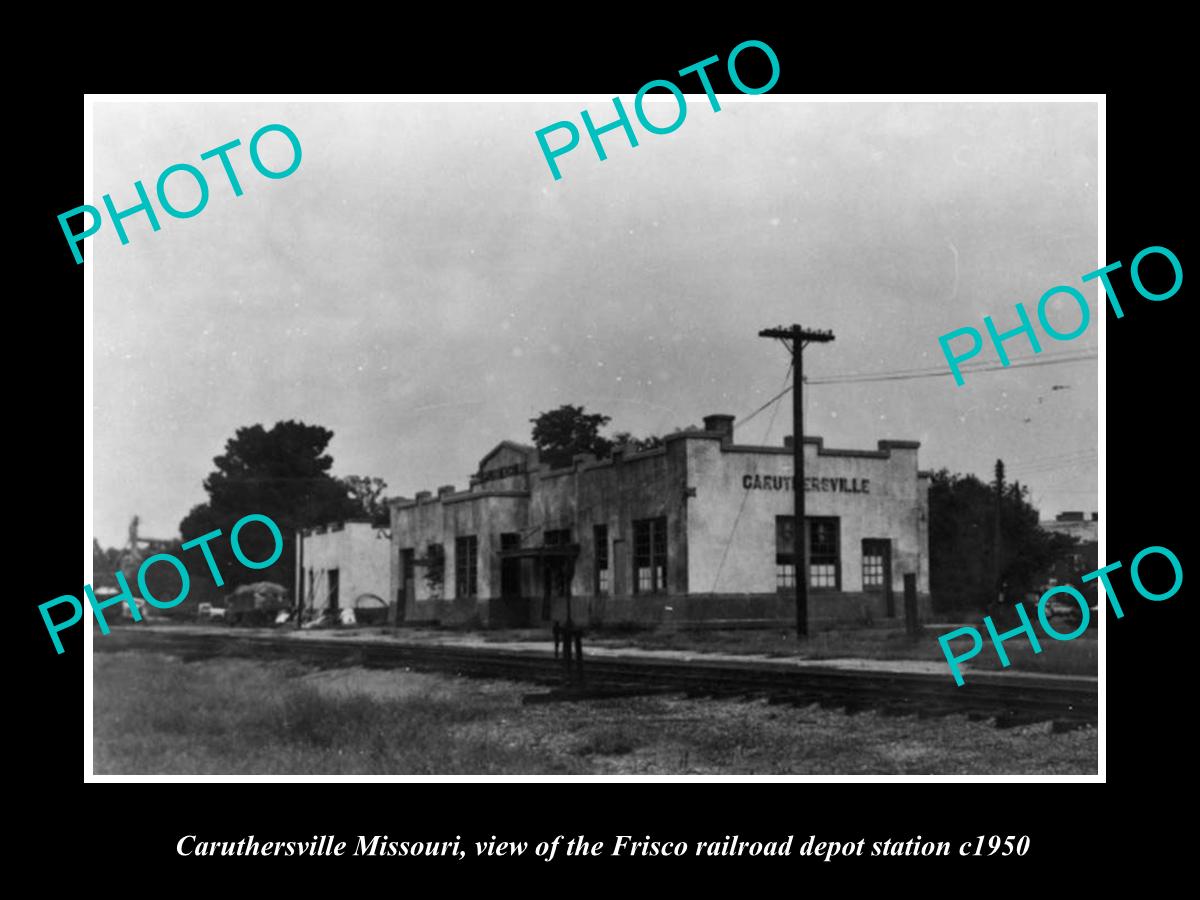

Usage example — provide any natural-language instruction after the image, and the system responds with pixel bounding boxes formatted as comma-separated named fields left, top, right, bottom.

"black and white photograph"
left=85, top=95, right=1100, bottom=777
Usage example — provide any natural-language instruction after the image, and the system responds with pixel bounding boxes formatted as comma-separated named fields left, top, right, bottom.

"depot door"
left=328, top=568, right=340, bottom=610
left=499, top=534, right=529, bottom=627
left=863, top=539, right=894, bottom=616
left=395, top=549, right=414, bottom=624
left=500, top=534, right=522, bottom=599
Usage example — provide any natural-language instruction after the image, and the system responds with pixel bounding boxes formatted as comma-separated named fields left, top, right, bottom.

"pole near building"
left=993, top=459, right=1005, bottom=610
left=758, top=324, right=835, bottom=637
left=295, top=528, right=304, bottom=630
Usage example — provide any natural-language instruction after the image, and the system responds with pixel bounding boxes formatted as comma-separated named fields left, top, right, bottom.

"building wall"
left=390, top=442, right=689, bottom=626
left=300, top=522, right=391, bottom=614
left=391, top=490, right=531, bottom=624
left=531, top=442, right=689, bottom=625
left=389, top=427, right=931, bottom=628
left=1041, top=517, right=1098, bottom=544
left=683, top=435, right=930, bottom=622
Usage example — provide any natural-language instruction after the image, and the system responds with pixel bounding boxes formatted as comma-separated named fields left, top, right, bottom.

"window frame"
left=807, top=517, right=841, bottom=591
left=632, top=516, right=668, bottom=595
left=454, top=535, right=479, bottom=599
left=776, top=516, right=842, bottom=592
left=861, top=539, right=887, bottom=591
left=594, top=523, right=610, bottom=596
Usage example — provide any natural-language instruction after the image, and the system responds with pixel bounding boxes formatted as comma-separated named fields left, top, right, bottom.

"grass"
left=93, top=650, right=1097, bottom=775
left=93, top=652, right=584, bottom=775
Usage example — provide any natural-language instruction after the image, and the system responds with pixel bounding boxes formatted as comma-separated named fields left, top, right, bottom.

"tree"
left=928, top=466, right=1077, bottom=614
left=341, top=475, right=391, bottom=526
left=92, top=539, right=122, bottom=591
left=611, top=431, right=665, bottom=452
left=530, top=405, right=613, bottom=469
left=530, top=405, right=679, bottom=467
left=179, top=421, right=363, bottom=594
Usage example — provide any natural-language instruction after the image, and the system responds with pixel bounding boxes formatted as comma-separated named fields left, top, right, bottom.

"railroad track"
left=99, top=628, right=1097, bottom=730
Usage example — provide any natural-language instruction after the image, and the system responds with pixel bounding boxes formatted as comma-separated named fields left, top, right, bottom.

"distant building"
left=1041, top=510, right=1098, bottom=544
left=387, top=413, right=932, bottom=628
left=297, top=520, right=392, bottom=623
left=1041, top=511, right=1098, bottom=588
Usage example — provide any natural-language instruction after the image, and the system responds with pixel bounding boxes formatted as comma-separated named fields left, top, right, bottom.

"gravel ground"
left=93, top=652, right=1098, bottom=775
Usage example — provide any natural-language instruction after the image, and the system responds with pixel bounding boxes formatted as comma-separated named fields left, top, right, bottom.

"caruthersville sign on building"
left=743, top=474, right=871, bottom=494
left=477, top=463, right=526, bottom=484
left=374, top=415, right=929, bottom=630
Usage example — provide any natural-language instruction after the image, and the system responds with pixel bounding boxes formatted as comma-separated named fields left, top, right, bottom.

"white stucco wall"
left=300, top=522, right=391, bottom=611
left=685, top=436, right=929, bottom=598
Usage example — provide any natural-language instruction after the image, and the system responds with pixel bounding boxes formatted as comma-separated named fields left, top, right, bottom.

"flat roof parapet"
left=392, top=427, right=923, bottom=512
left=719, top=433, right=920, bottom=460
left=665, top=428, right=728, bottom=444
left=782, top=435, right=825, bottom=449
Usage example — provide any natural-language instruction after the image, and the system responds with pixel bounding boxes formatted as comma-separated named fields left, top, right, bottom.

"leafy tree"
left=530, top=405, right=613, bottom=468
left=928, top=464, right=1078, bottom=614
left=92, top=536, right=208, bottom=613
left=341, top=475, right=391, bottom=526
left=92, top=539, right=122, bottom=591
left=612, top=431, right=665, bottom=452
left=179, top=421, right=362, bottom=594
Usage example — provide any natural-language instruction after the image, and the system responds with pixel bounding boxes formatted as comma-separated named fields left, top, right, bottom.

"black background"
left=20, top=21, right=1188, bottom=885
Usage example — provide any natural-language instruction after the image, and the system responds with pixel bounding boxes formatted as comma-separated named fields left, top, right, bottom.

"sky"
left=91, top=99, right=1098, bottom=549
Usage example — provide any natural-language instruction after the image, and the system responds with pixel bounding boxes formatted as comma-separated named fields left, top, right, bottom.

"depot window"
left=455, top=535, right=478, bottom=598
left=862, top=539, right=888, bottom=590
left=808, top=518, right=840, bottom=589
left=633, top=516, right=667, bottom=594
left=776, top=516, right=841, bottom=591
left=594, top=524, right=610, bottom=595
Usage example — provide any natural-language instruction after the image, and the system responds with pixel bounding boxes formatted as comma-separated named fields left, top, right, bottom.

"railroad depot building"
left=389, top=414, right=931, bottom=628
left=298, top=520, right=392, bottom=623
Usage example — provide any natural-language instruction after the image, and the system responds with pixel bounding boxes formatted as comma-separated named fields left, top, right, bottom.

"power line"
left=736, top=384, right=792, bottom=428
left=760, top=361, right=792, bottom=448
left=1007, top=459, right=1098, bottom=478
left=735, top=352, right=1096, bottom=423
left=809, top=352, right=1097, bottom=385
left=712, top=363, right=792, bottom=594
left=1009, top=450, right=1097, bottom=466
left=1006, top=448, right=1099, bottom=468
left=1009, top=467, right=1097, bottom=480
left=810, top=348, right=1097, bottom=383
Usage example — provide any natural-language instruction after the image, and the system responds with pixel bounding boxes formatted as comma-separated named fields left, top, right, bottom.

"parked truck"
left=226, top=582, right=290, bottom=626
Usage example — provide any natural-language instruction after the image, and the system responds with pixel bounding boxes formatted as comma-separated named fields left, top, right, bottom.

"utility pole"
left=993, top=459, right=1005, bottom=610
left=295, top=528, right=304, bottom=630
left=758, top=324, right=835, bottom=637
